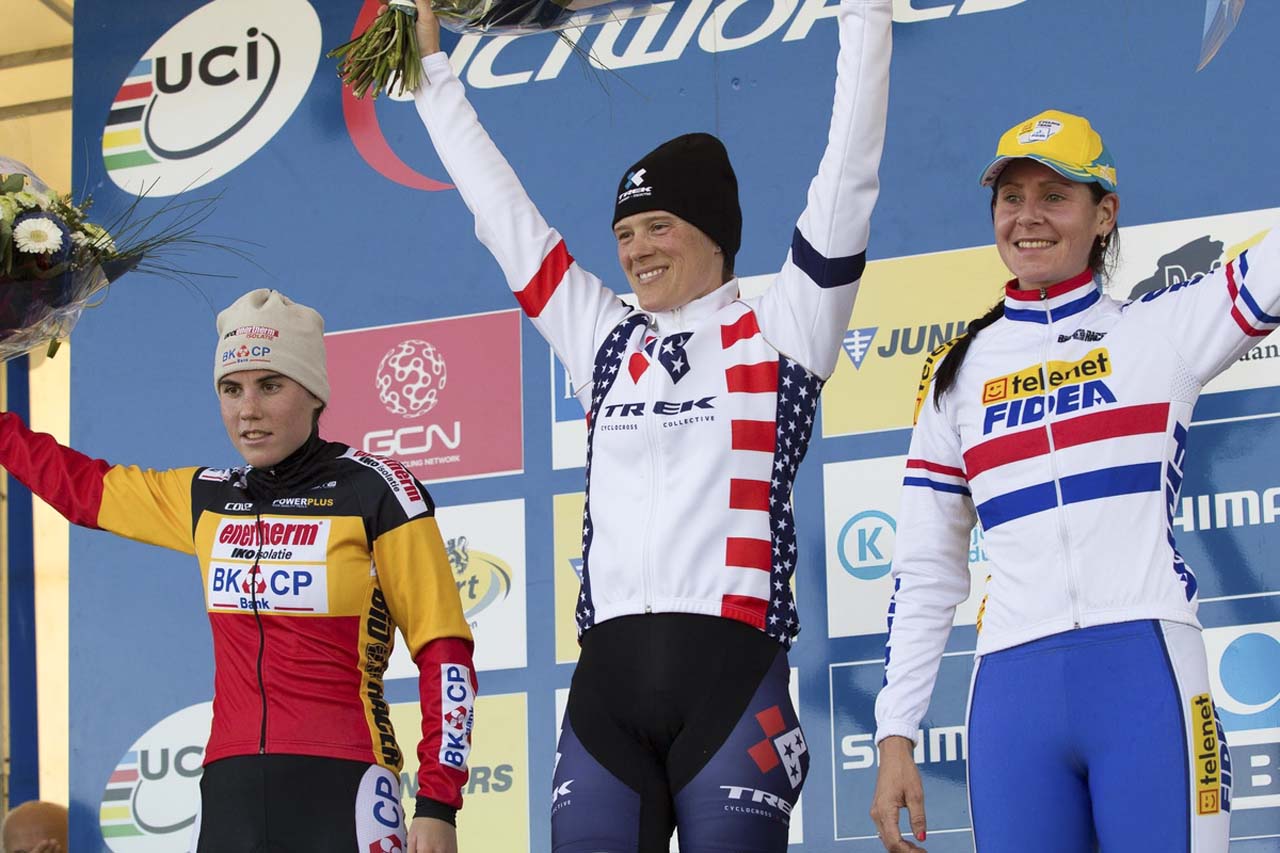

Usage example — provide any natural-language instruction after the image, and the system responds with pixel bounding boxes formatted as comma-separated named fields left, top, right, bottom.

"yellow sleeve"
left=97, top=466, right=200, bottom=555
left=373, top=516, right=473, bottom=656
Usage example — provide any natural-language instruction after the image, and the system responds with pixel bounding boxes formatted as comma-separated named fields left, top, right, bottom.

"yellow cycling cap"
left=979, top=109, right=1117, bottom=192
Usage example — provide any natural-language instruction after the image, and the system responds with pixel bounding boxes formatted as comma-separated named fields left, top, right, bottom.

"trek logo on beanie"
left=214, top=288, right=330, bottom=403
left=612, top=132, right=742, bottom=265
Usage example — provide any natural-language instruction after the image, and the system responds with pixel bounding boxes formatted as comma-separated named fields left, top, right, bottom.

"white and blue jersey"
left=875, top=228, right=1279, bottom=849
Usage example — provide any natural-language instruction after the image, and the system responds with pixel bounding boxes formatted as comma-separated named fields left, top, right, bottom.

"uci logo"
left=102, top=0, right=321, bottom=196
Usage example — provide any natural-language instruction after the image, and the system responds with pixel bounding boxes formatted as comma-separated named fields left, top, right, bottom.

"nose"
left=1016, top=198, right=1044, bottom=226
left=626, top=232, right=654, bottom=265
left=237, top=388, right=263, bottom=420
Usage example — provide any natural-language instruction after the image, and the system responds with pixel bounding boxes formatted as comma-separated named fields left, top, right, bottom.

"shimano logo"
left=1172, top=485, right=1280, bottom=532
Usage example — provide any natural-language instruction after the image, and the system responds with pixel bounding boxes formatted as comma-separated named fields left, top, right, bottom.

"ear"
left=1096, top=192, right=1119, bottom=237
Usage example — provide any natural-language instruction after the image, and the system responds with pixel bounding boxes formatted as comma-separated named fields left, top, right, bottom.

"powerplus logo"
left=102, top=0, right=321, bottom=195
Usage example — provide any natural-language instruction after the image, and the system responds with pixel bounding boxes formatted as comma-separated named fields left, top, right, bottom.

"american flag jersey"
left=413, top=0, right=893, bottom=647
left=875, top=238, right=1280, bottom=745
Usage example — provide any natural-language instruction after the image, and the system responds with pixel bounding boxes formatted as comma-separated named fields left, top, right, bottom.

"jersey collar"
left=1003, top=268, right=1100, bottom=325
left=648, top=279, right=739, bottom=333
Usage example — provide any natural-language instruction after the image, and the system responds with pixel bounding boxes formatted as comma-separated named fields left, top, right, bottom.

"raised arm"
left=1125, top=225, right=1279, bottom=383
left=408, top=2, right=630, bottom=408
left=0, top=411, right=197, bottom=553
left=752, top=0, right=892, bottom=379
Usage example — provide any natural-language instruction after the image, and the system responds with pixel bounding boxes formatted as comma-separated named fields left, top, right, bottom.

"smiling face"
left=218, top=370, right=321, bottom=468
left=993, top=159, right=1118, bottom=290
left=614, top=210, right=727, bottom=313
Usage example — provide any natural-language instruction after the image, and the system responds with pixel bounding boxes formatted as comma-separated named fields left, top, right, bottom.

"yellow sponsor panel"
left=1191, top=692, right=1221, bottom=815
left=823, top=245, right=1012, bottom=436
left=554, top=492, right=586, bottom=664
left=391, top=692, right=530, bottom=849
left=980, top=348, right=1112, bottom=405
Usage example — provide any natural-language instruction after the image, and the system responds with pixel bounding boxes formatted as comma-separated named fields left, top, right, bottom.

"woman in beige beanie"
left=0, top=288, right=475, bottom=853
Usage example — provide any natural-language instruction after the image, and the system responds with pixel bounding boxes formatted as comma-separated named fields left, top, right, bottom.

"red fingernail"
left=917, top=831, right=926, bottom=841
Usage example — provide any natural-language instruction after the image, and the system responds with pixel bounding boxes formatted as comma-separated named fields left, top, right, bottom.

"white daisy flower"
left=13, top=217, right=64, bottom=254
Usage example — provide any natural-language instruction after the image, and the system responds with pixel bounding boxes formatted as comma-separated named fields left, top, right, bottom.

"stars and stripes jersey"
left=0, top=419, right=476, bottom=817
left=874, top=229, right=1280, bottom=746
left=412, top=0, right=891, bottom=647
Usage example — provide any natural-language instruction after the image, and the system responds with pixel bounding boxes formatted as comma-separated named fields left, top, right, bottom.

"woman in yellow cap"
left=868, top=110, right=1280, bottom=851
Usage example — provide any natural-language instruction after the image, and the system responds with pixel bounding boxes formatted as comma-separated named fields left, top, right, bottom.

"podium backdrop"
left=69, top=1, right=1280, bottom=849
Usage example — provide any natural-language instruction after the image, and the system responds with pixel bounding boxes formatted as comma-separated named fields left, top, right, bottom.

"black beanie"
left=612, top=132, right=742, bottom=266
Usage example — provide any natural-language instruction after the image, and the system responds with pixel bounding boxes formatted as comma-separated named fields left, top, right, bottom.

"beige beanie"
left=214, top=289, right=330, bottom=403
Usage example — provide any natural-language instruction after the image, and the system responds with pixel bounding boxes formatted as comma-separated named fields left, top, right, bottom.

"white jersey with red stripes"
left=412, top=0, right=892, bottom=647
left=875, top=233, right=1280, bottom=745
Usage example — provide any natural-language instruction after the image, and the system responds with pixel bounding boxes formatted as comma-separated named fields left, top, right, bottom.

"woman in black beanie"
left=405, top=0, right=892, bottom=849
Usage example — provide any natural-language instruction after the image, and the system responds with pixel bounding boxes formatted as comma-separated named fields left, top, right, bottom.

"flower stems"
left=328, top=2, right=422, bottom=99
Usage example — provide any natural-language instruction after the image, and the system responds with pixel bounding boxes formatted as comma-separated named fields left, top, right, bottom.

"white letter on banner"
left=1172, top=496, right=1195, bottom=533
left=840, top=733, right=875, bottom=770
left=590, top=0, right=712, bottom=70
left=537, top=25, right=587, bottom=81
left=1216, top=491, right=1261, bottom=528
left=929, top=726, right=966, bottom=762
left=783, top=0, right=839, bottom=42
left=1263, top=487, right=1280, bottom=524
left=958, top=0, right=1025, bottom=13
left=893, top=0, right=954, bottom=22
left=698, top=0, right=798, bottom=53
left=466, top=35, right=535, bottom=89
left=448, top=34, right=482, bottom=77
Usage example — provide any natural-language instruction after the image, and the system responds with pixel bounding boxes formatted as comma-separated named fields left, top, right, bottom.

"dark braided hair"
left=931, top=182, right=1119, bottom=407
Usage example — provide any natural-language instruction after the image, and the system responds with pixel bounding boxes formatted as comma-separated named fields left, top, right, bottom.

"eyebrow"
left=219, top=373, right=287, bottom=390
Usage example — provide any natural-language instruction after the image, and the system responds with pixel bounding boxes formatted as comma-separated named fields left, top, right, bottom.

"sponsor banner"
left=823, top=208, right=1279, bottom=438
left=831, top=655, right=973, bottom=847
left=386, top=499, right=527, bottom=675
left=824, top=457, right=987, bottom=639
left=103, top=0, right=320, bottom=195
left=1170, top=417, right=1280, bottom=600
left=206, top=517, right=331, bottom=613
left=1204, top=622, right=1280, bottom=823
left=443, top=0, right=1028, bottom=92
left=391, top=692, right=529, bottom=851
left=823, top=246, right=1012, bottom=437
left=99, top=702, right=213, bottom=851
left=324, top=309, right=523, bottom=483
left=553, top=492, right=585, bottom=663
left=554, top=675, right=805, bottom=846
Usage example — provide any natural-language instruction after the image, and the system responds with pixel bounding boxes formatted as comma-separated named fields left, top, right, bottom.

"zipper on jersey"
left=1037, top=287, right=1083, bottom=629
left=639, top=323, right=663, bottom=614
left=251, top=508, right=268, bottom=753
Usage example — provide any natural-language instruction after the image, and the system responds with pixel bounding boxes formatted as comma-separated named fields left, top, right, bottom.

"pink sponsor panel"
left=323, top=309, right=523, bottom=482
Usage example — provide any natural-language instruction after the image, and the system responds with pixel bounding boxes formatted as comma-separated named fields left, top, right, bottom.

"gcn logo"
left=837, top=510, right=895, bottom=580
left=102, top=0, right=321, bottom=195
left=376, top=339, right=449, bottom=418
left=99, top=701, right=213, bottom=852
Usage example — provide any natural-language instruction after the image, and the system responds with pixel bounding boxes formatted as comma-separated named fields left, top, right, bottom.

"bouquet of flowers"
left=0, top=158, right=226, bottom=362
left=331, top=0, right=656, bottom=98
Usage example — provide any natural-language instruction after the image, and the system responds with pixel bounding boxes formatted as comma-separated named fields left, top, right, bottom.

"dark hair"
left=930, top=181, right=1119, bottom=407
left=312, top=401, right=326, bottom=430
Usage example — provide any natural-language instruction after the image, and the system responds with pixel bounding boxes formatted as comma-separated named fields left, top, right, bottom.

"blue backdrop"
left=68, top=0, right=1280, bottom=849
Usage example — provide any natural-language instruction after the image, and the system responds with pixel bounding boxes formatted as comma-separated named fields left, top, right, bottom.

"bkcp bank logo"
left=324, top=310, right=523, bottom=483
left=101, top=0, right=321, bottom=195
left=99, top=701, right=213, bottom=851
left=446, top=534, right=513, bottom=622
